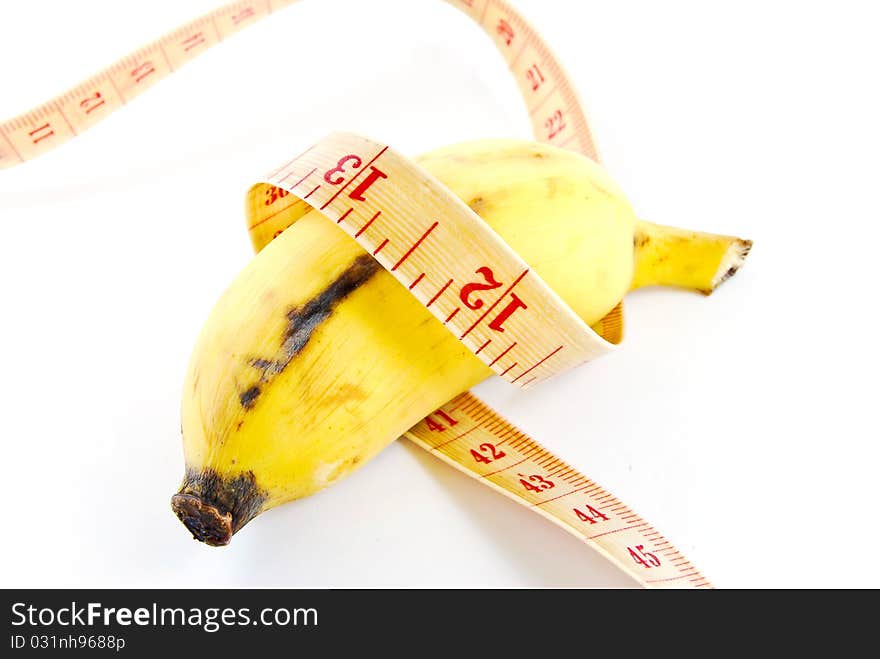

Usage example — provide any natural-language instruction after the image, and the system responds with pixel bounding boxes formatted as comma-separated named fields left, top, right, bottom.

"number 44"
left=573, top=504, right=609, bottom=525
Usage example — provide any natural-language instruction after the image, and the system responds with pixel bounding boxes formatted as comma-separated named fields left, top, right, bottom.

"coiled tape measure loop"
left=247, top=132, right=617, bottom=386
left=1, top=0, right=712, bottom=588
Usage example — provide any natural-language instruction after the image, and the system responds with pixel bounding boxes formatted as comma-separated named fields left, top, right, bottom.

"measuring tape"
left=2, top=0, right=712, bottom=588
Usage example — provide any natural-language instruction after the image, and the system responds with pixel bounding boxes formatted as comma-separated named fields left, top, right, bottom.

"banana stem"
left=631, top=220, right=752, bottom=295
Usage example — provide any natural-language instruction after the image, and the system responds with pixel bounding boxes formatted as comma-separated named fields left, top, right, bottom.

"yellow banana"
left=172, top=139, right=751, bottom=545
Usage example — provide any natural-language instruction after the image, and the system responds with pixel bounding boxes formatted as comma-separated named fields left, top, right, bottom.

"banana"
left=171, top=139, right=751, bottom=545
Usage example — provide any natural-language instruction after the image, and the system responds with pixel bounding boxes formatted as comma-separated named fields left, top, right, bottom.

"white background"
left=0, top=0, right=877, bottom=588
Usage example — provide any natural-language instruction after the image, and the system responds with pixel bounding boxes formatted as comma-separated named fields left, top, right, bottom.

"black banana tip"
left=171, top=493, right=233, bottom=547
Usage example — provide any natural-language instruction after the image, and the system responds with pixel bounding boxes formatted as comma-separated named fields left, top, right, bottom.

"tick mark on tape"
left=0, top=132, right=22, bottom=163
left=644, top=572, right=699, bottom=584
left=432, top=424, right=481, bottom=451
left=510, top=40, right=529, bottom=68
left=527, top=83, right=559, bottom=117
left=336, top=208, right=353, bottom=224
left=267, top=144, right=314, bottom=181
left=303, top=184, right=320, bottom=199
left=557, top=134, right=577, bottom=149
left=355, top=211, right=381, bottom=238
left=426, top=279, right=454, bottom=308
left=586, top=523, right=648, bottom=541
left=482, top=456, right=528, bottom=478
left=474, top=339, right=491, bottom=355
left=408, top=273, right=425, bottom=290
left=511, top=345, right=564, bottom=383
left=533, top=484, right=590, bottom=507
left=372, top=238, right=389, bottom=256
left=181, top=31, right=206, bottom=51
left=500, top=363, right=518, bottom=377
left=488, top=342, right=517, bottom=367
left=280, top=166, right=316, bottom=188
left=391, top=221, right=438, bottom=271
left=444, top=308, right=460, bottom=324
left=230, top=6, right=256, bottom=25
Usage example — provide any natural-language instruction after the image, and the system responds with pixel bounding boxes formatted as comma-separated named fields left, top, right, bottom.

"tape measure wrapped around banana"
left=171, top=136, right=750, bottom=546
left=0, top=0, right=747, bottom=583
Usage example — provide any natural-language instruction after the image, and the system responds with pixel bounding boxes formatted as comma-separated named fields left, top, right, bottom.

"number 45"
left=628, top=545, right=661, bottom=569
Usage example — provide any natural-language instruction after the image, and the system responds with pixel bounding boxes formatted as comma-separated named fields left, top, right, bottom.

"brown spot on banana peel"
left=320, top=382, right=369, bottom=407
left=238, top=253, right=382, bottom=410
left=171, top=468, right=268, bottom=546
left=468, top=196, right=489, bottom=215
left=239, top=385, right=261, bottom=409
